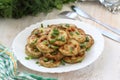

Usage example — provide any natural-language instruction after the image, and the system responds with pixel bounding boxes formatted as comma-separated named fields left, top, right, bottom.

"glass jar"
left=99, top=0, right=120, bottom=13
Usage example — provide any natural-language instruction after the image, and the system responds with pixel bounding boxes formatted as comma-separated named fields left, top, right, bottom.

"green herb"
left=61, top=60, right=65, bottom=65
left=86, top=36, right=89, bottom=42
left=53, top=28, right=59, bottom=35
left=61, top=36, right=65, bottom=42
left=50, top=45, right=58, bottom=49
left=43, top=40, right=48, bottom=45
left=57, top=36, right=65, bottom=42
left=80, top=43, right=86, bottom=48
left=47, top=25, right=49, bottom=27
left=50, top=39, right=56, bottom=44
left=34, top=31, right=39, bottom=35
left=52, top=46, right=59, bottom=49
left=41, top=24, right=43, bottom=28
left=51, top=52, right=57, bottom=55
left=75, top=31, right=80, bottom=35
left=51, top=33, right=56, bottom=37
left=36, top=61, right=39, bottom=64
left=65, top=24, right=70, bottom=27
left=25, top=56, right=32, bottom=60
left=86, top=48, right=90, bottom=51
left=70, top=32, right=73, bottom=36
left=0, top=0, right=77, bottom=18
left=34, top=48, right=39, bottom=52
left=43, top=58, right=48, bottom=62
left=70, top=47, right=73, bottom=53
left=51, top=28, right=59, bottom=37
left=31, top=39, right=38, bottom=44
left=48, top=44, right=51, bottom=48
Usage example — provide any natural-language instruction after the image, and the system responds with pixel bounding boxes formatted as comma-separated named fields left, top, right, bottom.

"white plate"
left=12, top=19, right=104, bottom=73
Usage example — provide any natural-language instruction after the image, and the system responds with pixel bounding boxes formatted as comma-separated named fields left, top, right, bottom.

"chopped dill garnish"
left=51, top=28, right=59, bottom=37
left=25, top=56, right=32, bottom=60
left=50, top=39, right=56, bottom=43
left=80, top=43, right=86, bottom=48
left=31, top=39, right=38, bottom=44
left=47, top=25, right=49, bottom=27
left=61, top=60, right=65, bottom=65
left=43, top=40, right=48, bottom=45
left=65, top=24, right=70, bottom=27
left=86, top=36, right=89, bottom=42
left=52, top=46, right=59, bottom=49
left=57, top=36, right=65, bottom=42
left=75, top=31, right=80, bottom=35
left=41, top=24, right=43, bottom=28
left=86, top=48, right=90, bottom=51
left=36, top=61, right=39, bottom=64
left=70, top=47, right=73, bottom=53
left=70, top=32, right=73, bottom=36
left=51, top=52, right=57, bottom=55
left=43, top=58, right=48, bottom=62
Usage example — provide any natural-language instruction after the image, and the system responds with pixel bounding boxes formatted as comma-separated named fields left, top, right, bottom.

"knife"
left=96, top=27, right=120, bottom=43
left=71, top=5, right=120, bottom=35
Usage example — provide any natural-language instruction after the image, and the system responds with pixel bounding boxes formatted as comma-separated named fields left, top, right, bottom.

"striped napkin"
left=0, top=44, right=57, bottom=80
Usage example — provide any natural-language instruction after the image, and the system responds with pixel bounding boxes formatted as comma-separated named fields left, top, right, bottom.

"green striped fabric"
left=0, top=44, right=57, bottom=80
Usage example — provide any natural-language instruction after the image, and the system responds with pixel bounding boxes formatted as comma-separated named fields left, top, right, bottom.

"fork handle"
left=91, top=18, right=120, bottom=35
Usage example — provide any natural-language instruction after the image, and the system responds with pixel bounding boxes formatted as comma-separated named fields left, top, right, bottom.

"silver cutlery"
left=59, top=11, right=120, bottom=43
left=71, top=5, right=120, bottom=35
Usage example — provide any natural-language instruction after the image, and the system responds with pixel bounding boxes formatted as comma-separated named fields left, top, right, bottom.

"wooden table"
left=0, top=2, right=120, bottom=80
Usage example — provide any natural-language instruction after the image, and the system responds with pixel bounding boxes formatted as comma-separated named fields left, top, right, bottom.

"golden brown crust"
left=27, top=34, right=38, bottom=45
left=31, top=28, right=41, bottom=37
left=43, top=51, right=64, bottom=61
left=63, top=51, right=85, bottom=64
left=77, top=28, right=86, bottom=43
left=31, top=28, right=51, bottom=37
left=39, top=57, right=60, bottom=68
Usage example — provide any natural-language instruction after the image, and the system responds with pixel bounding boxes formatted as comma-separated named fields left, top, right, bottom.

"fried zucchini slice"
left=59, top=39, right=80, bottom=56
left=66, top=26, right=86, bottom=43
left=27, top=34, right=38, bottom=45
left=39, top=57, right=60, bottom=68
left=25, top=44, right=42, bottom=58
left=36, top=35, right=55, bottom=53
left=80, top=34, right=94, bottom=50
left=48, top=27, right=68, bottom=46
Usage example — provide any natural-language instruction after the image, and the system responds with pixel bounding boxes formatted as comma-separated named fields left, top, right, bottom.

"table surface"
left=0, top=2, right=120, bottom=80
